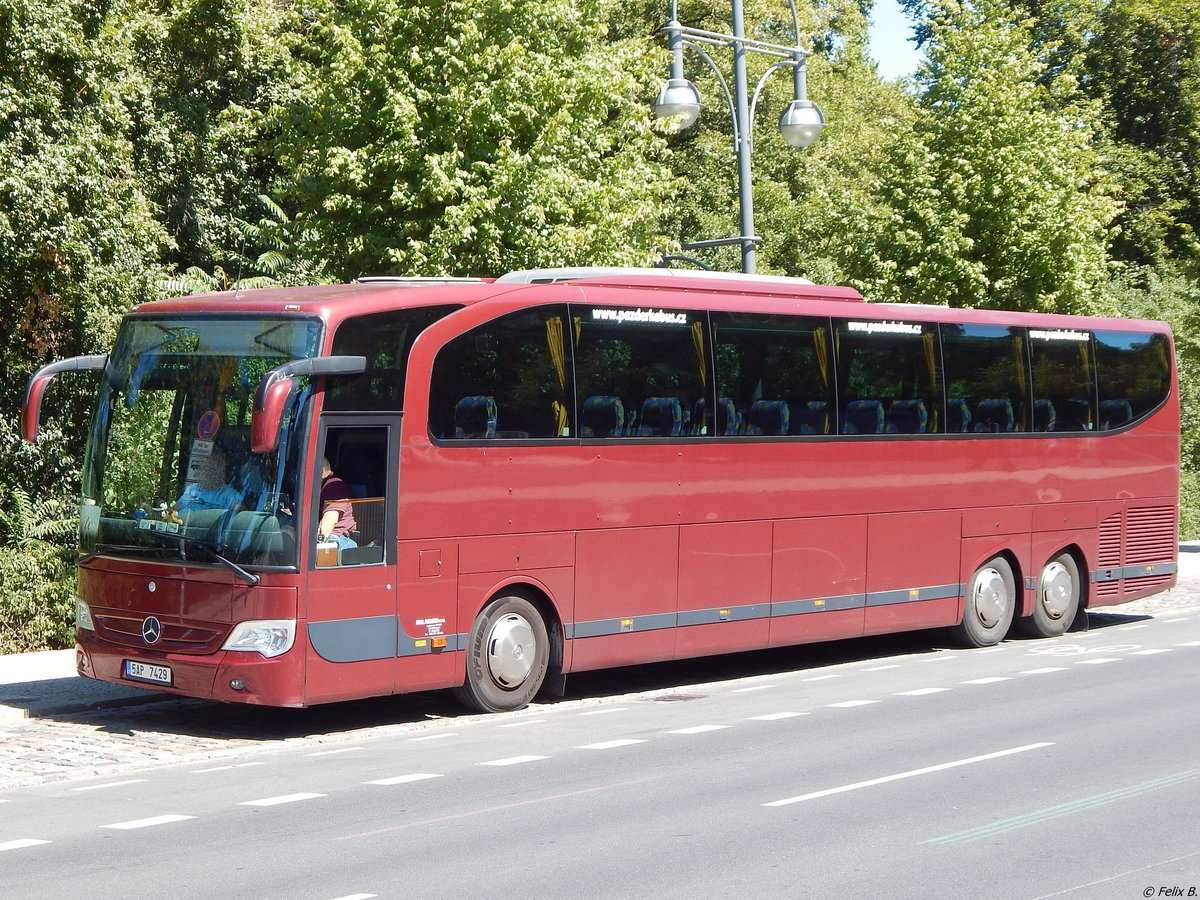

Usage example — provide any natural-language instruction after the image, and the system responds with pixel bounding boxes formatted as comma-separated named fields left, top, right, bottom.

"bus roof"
left=129, top=269, right=1167, bottom=335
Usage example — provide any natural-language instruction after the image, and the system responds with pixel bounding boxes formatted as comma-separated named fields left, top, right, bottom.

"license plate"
left=123, top=659, right=172, bottom=686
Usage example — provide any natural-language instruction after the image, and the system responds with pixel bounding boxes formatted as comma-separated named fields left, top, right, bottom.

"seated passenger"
left=318, top=456, right=358, bottom=551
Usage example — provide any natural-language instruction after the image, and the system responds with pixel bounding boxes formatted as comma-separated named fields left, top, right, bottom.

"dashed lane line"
left=239, top=793, right=326, bottom=807
left=961, top=677, right=1011, bottom=684
left=0, top=839, right=51, bottom=852
left=763, top=743, right=1056, bottom=807
left=828, top=700, right=879, bottom=708
left=1075, top=658, right=1120, bottom=665
left=71, top=779, right=146, bottom=792
left=307, top=747, right=364, bottom=757
left=192, top=762, right=264, bottom=774
left=578, top=708, right=627, bottom=716
left=1178, top=641, right=1200, bottom=647
left=365, top=773, right=443, bottom=786
left=895, top=688, right=950, bottom=696
left=668, top=725, right=731, bottom=735
left=579, top=739, right=647, bottom=750
left=407, top=734, right=457, bottom=743
left=732, top=685, right=776, bottom=693
left=1021, top=667, right=1069, bottom=675
left=479, top=755, right=550, bottom=767
left=103, top=814, right=196, bottom=830
left=749, top=712, right=809, bottom=721
left=1130, top=648, right=1173, bottom=655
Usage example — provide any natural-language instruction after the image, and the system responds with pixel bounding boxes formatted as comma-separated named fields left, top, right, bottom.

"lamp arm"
left=749, top=59, right=800, bottom=136
left=681, top=39, right=739, bottom=151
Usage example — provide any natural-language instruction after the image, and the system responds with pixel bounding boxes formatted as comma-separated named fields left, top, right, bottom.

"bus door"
left=304, top=417, right=399, bottom=704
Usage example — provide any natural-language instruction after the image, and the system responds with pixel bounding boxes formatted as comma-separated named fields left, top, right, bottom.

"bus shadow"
left=58, top=608, right=1160, bottom=739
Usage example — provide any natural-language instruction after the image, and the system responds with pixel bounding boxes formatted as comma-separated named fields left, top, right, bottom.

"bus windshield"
left=80, top=315, right=322, bottom=569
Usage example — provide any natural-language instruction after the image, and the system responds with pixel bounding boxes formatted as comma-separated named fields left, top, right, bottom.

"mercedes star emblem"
left=141, top=616, right=162, bottom=645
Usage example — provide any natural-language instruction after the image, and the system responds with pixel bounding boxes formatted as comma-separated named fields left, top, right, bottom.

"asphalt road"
left=1, top=606, right=1198, bottom=899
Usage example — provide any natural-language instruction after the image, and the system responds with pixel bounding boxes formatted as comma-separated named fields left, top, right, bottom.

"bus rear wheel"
left=951, top=556, right=1016, bottom=648
left=454, top=594, right=549, bottom=713
left=1017, top=552, right=1080, bottom=638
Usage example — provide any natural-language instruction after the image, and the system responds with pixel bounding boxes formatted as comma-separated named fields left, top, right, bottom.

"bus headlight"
left=221, top=620, right=296, bottom=658
left=76, top=600, right=95, bottom=631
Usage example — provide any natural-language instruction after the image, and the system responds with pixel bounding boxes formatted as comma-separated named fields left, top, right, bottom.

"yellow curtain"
left=691, top=320, right=707, bottom=389
left=813, top=327, right=829, bottom=388
left=922, top=330, right=939, bottom=432
left=545, top=316, right=569, bottom=437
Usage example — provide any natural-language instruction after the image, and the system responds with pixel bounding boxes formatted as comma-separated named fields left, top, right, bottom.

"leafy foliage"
left=0, top=484, right=77, bottom=652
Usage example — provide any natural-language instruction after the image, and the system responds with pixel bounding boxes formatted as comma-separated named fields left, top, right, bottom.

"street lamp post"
left=654, top=0, right=825, bottom=274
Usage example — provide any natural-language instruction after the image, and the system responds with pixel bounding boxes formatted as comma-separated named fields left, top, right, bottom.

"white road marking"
left=329, top=894, right=377, bottom=900
left=307, top=747, right=363, bottom=757
left=668, top=725, right=731, bottom=734
left=407, top=733, right=457, bottom=742
left=71, top=779, right=146, bottom=792
left=960, top=677, right=1011, bottom=684
left=750, top=712, right=809, bottom=721
left=895, top=688, right=950, bottom=696
left=240, top=793, right=326, bottom=807
left=103, top=814, right=196, bottom=830
left=1075, top=658, right=1120, bottom=665
left=862, top=665, right=900, bottom=672
left=366, top=773, right=444, bottom=786
left=579, top=739, right=647, bottom=750
left=578, top=708, right=627, bottom=716
left=192, top=762, right=264, bottom=773
left=976, top=647, right=1005, bottom=654
left=804, top=674, right=840, bottom=682
left=479, top=755, right=550, bottom=767
left=1021, top=667, right=1068, bottom=675
left=919, top=655, right=952, bottom=662
left=827, top=700, right=879, bottom=708
left=763, top=742, right=1055, bottom=807
left=0, top=839, right=51, bottom=852
left=732, top=685, right=775, bottom=693
left=1130, top=648, right=1173, bottom=655
left=1178, top=641, right=1200, bottom=647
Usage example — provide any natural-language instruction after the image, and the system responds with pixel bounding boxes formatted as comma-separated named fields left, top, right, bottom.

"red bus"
left=23, top=268, right=1179, bottom=712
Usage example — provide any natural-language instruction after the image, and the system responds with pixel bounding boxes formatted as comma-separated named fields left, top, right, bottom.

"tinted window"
left=836, top=320, right=942, bottom=434
left=430, top=306, right=572, bottom=440
left=574, top=306, right=706, bottom=438
left=712, top=313, right=833, bottom=436
left=941, top=324, right=1028, bottom=433
left=1029, top=328, right=1096, bottom=432
left=1094, top=330, right=1171, bottom=429
left=328, top=306, right=458, bottom=411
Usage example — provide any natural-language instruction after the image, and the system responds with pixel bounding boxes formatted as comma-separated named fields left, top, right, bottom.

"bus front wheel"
left=454, top=594, right=549, bottom=713
left=951, top=556, right=1016, bottom=648
left=1017, top=552, right=1080, bottom=638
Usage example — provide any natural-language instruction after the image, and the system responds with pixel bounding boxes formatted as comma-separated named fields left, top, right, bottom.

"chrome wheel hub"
left=1039, top=561, right=1073, bottom=619
left=973, top=567, right=1008, bottom=628
left=486, top=613, right=536, bottom=688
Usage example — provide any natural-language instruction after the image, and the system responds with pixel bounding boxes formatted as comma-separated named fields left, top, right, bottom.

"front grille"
left=94, top=613, right=228, bottom=654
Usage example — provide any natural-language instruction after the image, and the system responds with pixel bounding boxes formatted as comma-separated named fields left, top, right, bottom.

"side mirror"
left=22, top=355, right=108, bottom=443
left=250, top=355, right=366, bottom=453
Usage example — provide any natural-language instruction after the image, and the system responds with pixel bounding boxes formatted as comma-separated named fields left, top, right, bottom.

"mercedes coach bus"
left=22, top=268, right=1179, bottom=711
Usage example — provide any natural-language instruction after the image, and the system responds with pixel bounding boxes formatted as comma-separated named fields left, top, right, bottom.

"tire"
left=951, top=556, right=1017, bottom=648
left=1017, top=552, right=1080, bottom=638
left=453, top=594, right=549, bottom=713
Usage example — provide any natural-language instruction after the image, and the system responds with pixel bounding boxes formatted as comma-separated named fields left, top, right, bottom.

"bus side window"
left=430, top=306, right=573, bottom=440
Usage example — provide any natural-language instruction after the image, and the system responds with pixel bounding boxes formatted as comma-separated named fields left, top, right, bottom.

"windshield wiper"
left=153, top=532, right=261, bottom=586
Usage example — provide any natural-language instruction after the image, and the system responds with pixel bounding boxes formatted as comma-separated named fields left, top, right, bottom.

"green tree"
left=866, top=0, right=1119, bottom=311
left=0, top=0, right=168, bottom=500
left=273, top=0, right=676, bottom=278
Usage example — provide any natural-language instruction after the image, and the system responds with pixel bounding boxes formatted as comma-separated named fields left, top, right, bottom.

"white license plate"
left=123, top=659, right=172, bottom=686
